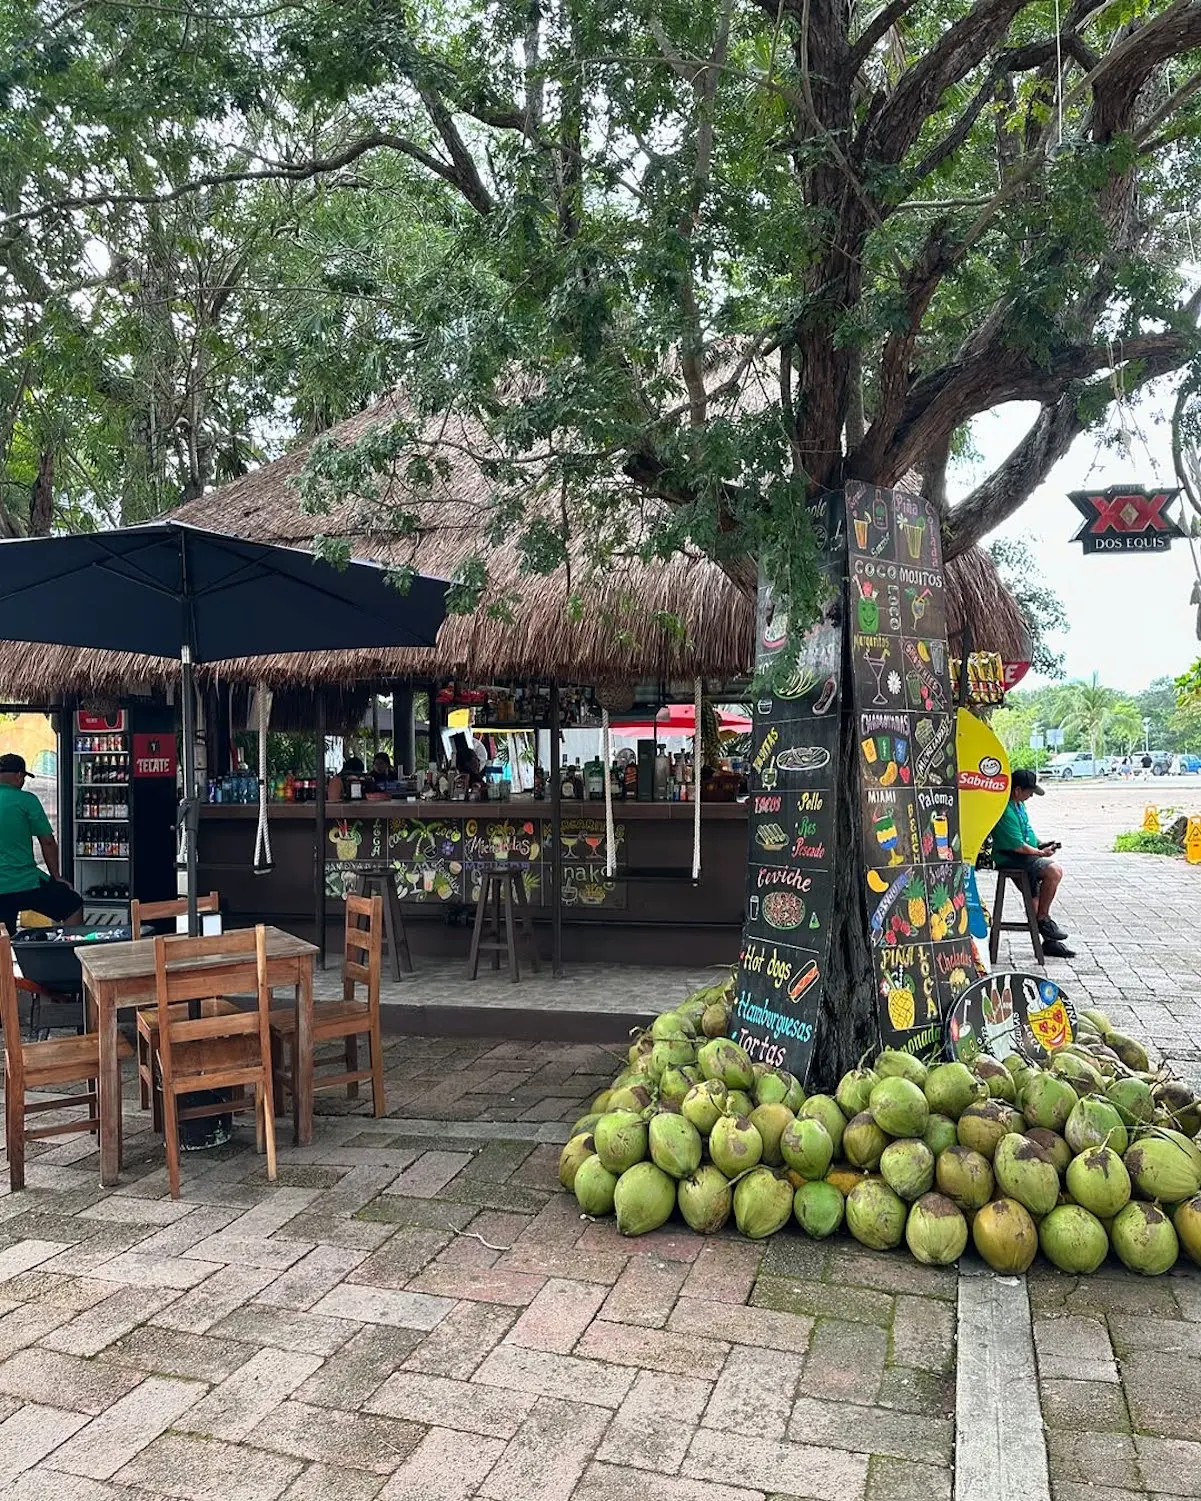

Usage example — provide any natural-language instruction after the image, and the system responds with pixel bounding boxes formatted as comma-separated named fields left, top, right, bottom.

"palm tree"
left=1059, top=673, right=1122, bottom=760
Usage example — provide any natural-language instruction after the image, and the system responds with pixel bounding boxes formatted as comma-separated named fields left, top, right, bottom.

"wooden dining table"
left=78, top=925, right=317, bottom=1187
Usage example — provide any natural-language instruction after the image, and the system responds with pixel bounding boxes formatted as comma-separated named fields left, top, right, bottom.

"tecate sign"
left=1069, top=485, right=1186, bottom=555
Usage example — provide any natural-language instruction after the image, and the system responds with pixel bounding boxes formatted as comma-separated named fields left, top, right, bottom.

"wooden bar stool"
left=270, top=893, right=386, bottom=1117
left=467, top=866, right=540, bottom=982
left=130, top=893, right=228, bottom=1115
left=360, top=870, right=413, bottom=980
left=151, top=926, right=276, bottom=1198
left=0, top=934, right=132, bottom=1190
left=989, top=867, right=1046, bottom=965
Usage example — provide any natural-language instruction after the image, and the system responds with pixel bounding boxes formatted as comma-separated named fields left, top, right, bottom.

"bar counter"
left=198, top=797, right=748, bottom=965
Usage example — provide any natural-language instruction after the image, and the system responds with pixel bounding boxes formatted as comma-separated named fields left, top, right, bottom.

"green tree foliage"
left=986, top=537, right=1067, bottom=677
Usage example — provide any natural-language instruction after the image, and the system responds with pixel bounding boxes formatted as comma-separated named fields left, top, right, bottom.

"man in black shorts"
left=991, top=768, right=1074, bottom=958
left=0, top=754, right=83, bottom=934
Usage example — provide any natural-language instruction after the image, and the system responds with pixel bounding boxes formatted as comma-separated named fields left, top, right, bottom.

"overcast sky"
left=953, top=388, right=1200, bottom=693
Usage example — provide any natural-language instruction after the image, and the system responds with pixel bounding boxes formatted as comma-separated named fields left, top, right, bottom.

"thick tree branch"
left=846, top=0, right=919, bottom=73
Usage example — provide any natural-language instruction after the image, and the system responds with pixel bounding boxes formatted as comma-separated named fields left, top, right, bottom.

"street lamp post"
left=1143, top=716, right=1152, bottom=754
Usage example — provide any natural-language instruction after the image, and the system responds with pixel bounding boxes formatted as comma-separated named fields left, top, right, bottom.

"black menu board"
left=730, top=494, right=844, bottom=1081
left=846, top=482, right=973, bottom=1058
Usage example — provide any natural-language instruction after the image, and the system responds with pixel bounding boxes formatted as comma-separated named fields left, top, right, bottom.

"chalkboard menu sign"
left=846, top=482, right=973, bottom=1058
left=946, top=972, right=1077, bottom=1065
left=730, top=493, right=844, bottom=1081
left=324, top=814, right=626, bottom=910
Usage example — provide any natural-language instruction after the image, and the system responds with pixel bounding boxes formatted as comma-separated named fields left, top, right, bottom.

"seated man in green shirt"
left=991, top=768, right=1074, bottom=958
left=0, top=754, right=84, bottom=935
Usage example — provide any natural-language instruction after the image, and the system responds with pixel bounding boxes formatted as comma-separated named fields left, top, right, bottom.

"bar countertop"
left=199, top=798, right=749, bottom=821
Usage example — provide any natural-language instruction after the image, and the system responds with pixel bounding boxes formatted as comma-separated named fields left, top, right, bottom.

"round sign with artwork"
left=945, top=971, right=1077, bottom=1065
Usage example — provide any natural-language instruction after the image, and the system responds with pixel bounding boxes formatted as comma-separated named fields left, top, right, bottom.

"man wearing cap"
left=0, top=755, right=84, bottom=933
left=991, top=768, right=1074, bottom=958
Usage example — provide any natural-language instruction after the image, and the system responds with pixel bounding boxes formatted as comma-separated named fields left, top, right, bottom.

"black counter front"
left=197, top=799, right=747, bottom=965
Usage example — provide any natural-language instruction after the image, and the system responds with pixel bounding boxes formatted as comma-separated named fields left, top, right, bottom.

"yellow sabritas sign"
left=956, top=708, right=1010, bottom=863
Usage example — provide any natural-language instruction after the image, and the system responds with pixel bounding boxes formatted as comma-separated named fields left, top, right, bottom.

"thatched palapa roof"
left=0, top=391, right=1029, bottom=697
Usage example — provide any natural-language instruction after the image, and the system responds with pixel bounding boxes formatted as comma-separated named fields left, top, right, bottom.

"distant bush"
left=1113, top=831, right=1182, bottom=856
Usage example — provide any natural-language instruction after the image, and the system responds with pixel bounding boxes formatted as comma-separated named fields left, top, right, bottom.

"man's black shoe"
left=1039, top=916, right=1069, bottom=941
left=1042, top=938, right=1076, bottom=959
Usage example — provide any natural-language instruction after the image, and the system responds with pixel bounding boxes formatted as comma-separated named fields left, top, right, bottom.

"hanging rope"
left=253, top=683, right=274, bottom=875
left=602, top=708, right=617, bottom=878
left=692, top=676, right=702, bottom=881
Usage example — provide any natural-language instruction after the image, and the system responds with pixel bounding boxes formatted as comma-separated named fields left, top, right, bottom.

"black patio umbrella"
left=0, top=519, right=448, bottom=930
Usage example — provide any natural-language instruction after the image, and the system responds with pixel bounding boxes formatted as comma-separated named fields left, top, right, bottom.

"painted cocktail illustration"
left=865, top=649, right=889, bottom=706
left=904, top=517, right=926, bottom=560
left=860, top=736, right=878, bottom=764
left=873, top=810, right=902, bottom=865
left=854, top=516, right=869, bottom=549
left=583, top=833, right=603, bottom=858
left=895, top=736, right=909, bottom=765
left=933, top=811, right=950, bottom=858
left=857, top=594, right=879, bottom=632
left=876, top=735, right=890, bottom=763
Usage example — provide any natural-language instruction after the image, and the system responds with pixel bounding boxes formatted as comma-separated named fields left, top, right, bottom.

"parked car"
left=1150, top=751, right=1173, bottom=775
left=1042, top=751, right=1106, bottom=780
left=1172, top=753, right=1201, bottom=775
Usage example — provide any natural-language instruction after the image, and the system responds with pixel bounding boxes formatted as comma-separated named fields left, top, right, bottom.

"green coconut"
left=1050, top=1050, right=1105, bottom=1097
left=573, top=1155, right=619, bottom=1216
left=650, top=1037, right=695, bottom=1080
left=1110, top=1200, right=1179, bottom=1275
left=571, top=1112, right=603, bottom=1139
left=843, top=1111, right=887, bottom=1171
left=1171, top=1196, right=1201, bottom=1266
left=935, top=1145, right=994, bottom=1211
left=869, top=1076, right=929, bottom=1139
left=975, top=1057, right=1017, bottom=1103
left=793, top=1179, right=845, bottom=1238
left=845, top=1179, right=908, bottom=1250
left=1020, top=1072, right=1078, bottom=1133
left=924, top=1114, right=959, bottom=1158
left=783, top=1075, right=806, bottom=1113
left=677, top=1164, right=733, bottom=1234
left=1065, top=1097, right=1128, bottom=1156
left=754, top=1068, right=793, bottom=1108
left=972, top=1197, right=1038, bottom=1273
left=733, top=1166, right=795, bottom=1239
left=905, top=1192, right=968, bottom=1266
left=558, top=1132, right=595, bottom=1191
left=1125, top=1132, right=1201, bottom=1204
left=800, top=1095, right=847, bottom=1156
left=1107, top=1030, right=1151, bottom=1073
left=874, top=1049, right=928, bottom=1088
left=1065, top=1146, right=1131, bottom=1219
left=701, top=1002, right=730, bottom=1038
left=1039, top=1204, right=1109, bottom=1273
left=594, top=1111, right=650, bottom=1174
left=780, top=1116, right=834, bottom=1181
left=651, top=1011, right=695, bottom=1041
left=880, top=1138, right=935, bottom=1202
left=696, top=1038, right=755, bottom=1091
left=614, top=1161, right=677, bottom=1236
left=607, top=1083, right=654, bottom=1114
left=749, top=1103, right=796, bottom=1168
left=658, top=1066, right=698, bottom=1107
left=681, top=1079, right=728, bottom=1136
left=923, top=1061, right=980, bottom=1121
left=1024, top=1127, right=1072, bottom=1179
left=709, top=1113, right=764, bottom=1178
left=956, top=1100, right=1022, bottom=1161
left=1106, top=1077, right=1158, bottom=1129
left=835, top=1068, right=879, bottom=1119
left=1153, top=1080, right=1201, bottom=1137
left=648, top=1112, right=703, bottom=1179
left=591, top=1090, right=613, bottom=1114
left=1080, top=1007, right=1114, bottom=1039
left=727, top=1089, right=755, bottom=1118
left=993, top=1133, right=1060, bottom=1218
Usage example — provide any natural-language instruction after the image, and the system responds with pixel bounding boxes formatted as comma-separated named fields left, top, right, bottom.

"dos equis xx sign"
left=1069, top=484, right=1186, bottom=554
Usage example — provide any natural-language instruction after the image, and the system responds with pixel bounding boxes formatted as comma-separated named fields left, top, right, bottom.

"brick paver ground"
left=0, top=780, right=1197, bottom=1498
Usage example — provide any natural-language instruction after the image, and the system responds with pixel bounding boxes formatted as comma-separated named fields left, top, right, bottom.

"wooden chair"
left=989, top=867, right=1046, bottom=965
left=0, top=933, right=132, bottom=1190
left=151, top=926, right=276, bottom=1198
left=270, top=893, right=386, bottom=1118
left=131, top=894, right=228, bottom=1114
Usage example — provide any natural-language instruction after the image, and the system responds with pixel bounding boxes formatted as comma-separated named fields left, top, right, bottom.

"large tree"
left=7, top=0, right=1201, bottom=1075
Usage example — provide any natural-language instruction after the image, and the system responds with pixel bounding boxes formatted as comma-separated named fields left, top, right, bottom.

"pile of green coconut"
left=560, top=984, right=1201, bottom=1276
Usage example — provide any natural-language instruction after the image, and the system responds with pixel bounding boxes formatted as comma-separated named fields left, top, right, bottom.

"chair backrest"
left=343, top=893, right=382, bottom=1004
left=0, top=935, right=24, bottom=1089
left=131, top=891, right=220, bottom=940
left=152, top=926, right=270, bottom=1089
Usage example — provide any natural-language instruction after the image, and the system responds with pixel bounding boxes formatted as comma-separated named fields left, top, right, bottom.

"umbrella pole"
left=550, top=680, right=562, bottom=977
left=181, top=645, right=200, bottom=936
left=315, top=691, right=327, bottom=969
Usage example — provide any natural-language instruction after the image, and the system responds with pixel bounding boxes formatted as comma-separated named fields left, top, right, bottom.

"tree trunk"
left=29, top=448, right=54, bottom=535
